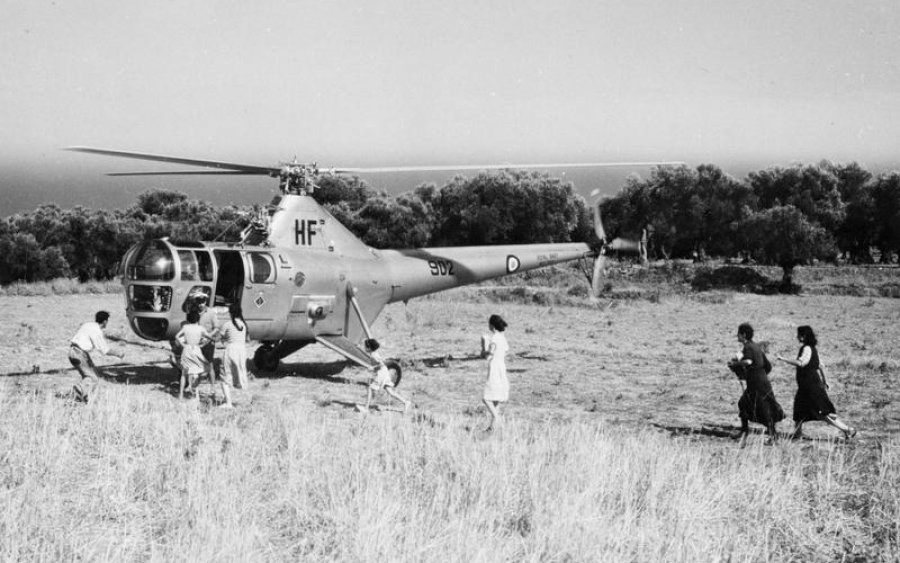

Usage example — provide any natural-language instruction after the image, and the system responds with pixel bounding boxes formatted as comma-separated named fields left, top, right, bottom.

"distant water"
left=0, top=164, right=663, bottom=215
left=3, top=158, right=897, bottom=216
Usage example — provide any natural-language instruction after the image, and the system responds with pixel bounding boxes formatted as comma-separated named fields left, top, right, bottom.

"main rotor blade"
left=332, top=161, right=683, bottom=174
left=107, top=171, right=266, bottom=176
left=66, top=147, right=277, bottom=175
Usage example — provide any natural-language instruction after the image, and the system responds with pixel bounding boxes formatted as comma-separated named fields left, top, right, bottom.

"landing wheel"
left=385, top=358, right=402, bottom=387
left=253, top=343, right=280, bottom=372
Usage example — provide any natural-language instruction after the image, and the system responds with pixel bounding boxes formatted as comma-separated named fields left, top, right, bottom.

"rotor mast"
left=277, top=161, right=321, bottom=195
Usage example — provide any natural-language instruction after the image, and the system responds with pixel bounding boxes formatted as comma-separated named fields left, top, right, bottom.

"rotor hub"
left=277, top=162, right=319, bottom=195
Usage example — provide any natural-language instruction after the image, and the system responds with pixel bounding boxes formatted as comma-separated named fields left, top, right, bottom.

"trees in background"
left=871, top=172, right=900, bottom=262
left=741, top=205, right=836, bottom=290
left=1, top=162, right=897, bottom=286
left=599, top=162, right=900, bottom=288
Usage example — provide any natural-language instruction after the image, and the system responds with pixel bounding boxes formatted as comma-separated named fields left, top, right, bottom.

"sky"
left=2, top=0, right=899, bottom=214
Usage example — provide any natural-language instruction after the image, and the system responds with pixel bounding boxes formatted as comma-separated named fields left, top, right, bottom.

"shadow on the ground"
left=257, top=360, right=358, bottom=384
left=653, top=422, right=755, bottom=439
left=324, top=399, right=375, bottom=411
left=419, top=354, right=482, bottom=367
left=652, top=422, right=847, bottom=444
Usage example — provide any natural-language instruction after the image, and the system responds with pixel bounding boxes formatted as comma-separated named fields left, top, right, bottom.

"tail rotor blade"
left=590, top=189, right=606, bottom=242
left=590, top=252, right=606, bottom=298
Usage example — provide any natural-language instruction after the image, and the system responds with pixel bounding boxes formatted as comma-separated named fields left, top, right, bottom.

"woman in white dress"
left=482, top=314, right=509, bottom=432
left=220, top=304, right=249, bottom=390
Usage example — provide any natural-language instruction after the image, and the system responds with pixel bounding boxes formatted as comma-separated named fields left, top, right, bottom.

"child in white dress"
left=482, top=314, right=509, bottom=432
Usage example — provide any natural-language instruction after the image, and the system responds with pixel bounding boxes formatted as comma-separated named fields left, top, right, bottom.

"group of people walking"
left=172, top=294, right=249, bottom=408
left=66, top=302, right=855, bottom=444
left=66, top=294, right=250, bottom=407
left=729, top=322, right=856, bottom=444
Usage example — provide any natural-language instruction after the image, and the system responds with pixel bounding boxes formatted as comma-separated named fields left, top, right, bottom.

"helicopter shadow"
left=102, top=362, right=182, bottom=396
left=256, top=360, right=359, bottom=385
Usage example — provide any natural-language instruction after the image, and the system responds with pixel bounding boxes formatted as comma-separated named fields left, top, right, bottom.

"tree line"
left=1, top=162, right=897, bottom=288
left=600, top=162, right=900, bottom=288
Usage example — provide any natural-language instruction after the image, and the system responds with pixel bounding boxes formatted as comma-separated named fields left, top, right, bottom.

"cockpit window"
left=127, top=240, right=174, bottom=281
left=129, top=285, right=173, bottom=312
left=196, top=251, right=214, bottom=281
left=177, top=249, right=214, bottom=282
left=249, top=252, right=276, bottom=284
left=179, top=250, right=199, bottom=281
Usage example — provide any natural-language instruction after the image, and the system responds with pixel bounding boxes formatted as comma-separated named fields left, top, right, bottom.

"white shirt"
left=797, top=345, right=812, bottom=367
left=71, top=322, right=110, bottom=355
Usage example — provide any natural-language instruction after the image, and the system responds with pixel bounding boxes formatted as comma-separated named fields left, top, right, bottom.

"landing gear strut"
left=347, top=284, right=403, bottom=387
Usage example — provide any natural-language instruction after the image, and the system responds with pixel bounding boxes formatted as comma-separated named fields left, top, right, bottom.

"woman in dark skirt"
left=728, top=323, right=784, bottom=443
left=776, top=325, right=856, bottom=440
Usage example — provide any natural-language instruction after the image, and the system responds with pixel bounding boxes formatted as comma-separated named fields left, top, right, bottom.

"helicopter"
left=68, top=147, right=671, bottom=382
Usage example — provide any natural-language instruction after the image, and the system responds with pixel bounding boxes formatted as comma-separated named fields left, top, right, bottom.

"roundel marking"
left=506, top=255, right=521, bottom=274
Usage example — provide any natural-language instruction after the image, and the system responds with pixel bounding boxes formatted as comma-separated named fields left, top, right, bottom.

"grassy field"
left=1, top=267, right=899, bottom=561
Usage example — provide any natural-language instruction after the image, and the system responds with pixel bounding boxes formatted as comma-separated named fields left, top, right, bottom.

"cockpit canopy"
left=123, top=239, right=217, bottom=340
left=125, top=240, right=175, bottom=281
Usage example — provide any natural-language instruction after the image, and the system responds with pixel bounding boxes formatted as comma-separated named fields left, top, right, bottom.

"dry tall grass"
left=1, top=384, right=896, bottom=562
left=3, top=266, right=899, bottom=561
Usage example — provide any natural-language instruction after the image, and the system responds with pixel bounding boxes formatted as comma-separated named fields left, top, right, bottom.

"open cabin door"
left=212, top=250, right=245, bottom=308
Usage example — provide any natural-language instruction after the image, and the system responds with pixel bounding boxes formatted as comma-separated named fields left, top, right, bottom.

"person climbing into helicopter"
left=359, top=338, right=410, bottom=413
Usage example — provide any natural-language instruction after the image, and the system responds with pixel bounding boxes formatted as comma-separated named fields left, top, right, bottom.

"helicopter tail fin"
left=265, top=194, right=373, bottom=258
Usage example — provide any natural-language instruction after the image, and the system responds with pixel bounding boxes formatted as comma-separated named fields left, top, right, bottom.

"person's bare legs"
left=219, top=379, right=233, bottom=408
left=385, top=387, right=411, bottom=412
left=362, top=387, right=375, bottom=412
left=179, top=371, right=187, bottom=400
left=824, top=414, right=856, bottom=439
left=483, top=398, right=501, bottom=431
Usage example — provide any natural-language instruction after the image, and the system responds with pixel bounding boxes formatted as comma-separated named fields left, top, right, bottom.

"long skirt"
left=794, top=375, right=836, bottom=422
left=738, top=389, right=785, bottom=425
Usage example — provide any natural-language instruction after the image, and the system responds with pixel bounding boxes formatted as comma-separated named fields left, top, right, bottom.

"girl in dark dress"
left=776, top=325, right=856, bottom=440
left=728, top=323, right=784, bottom=444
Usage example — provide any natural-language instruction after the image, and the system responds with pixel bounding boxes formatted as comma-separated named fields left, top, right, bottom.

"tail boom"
left=382, top=242, right=591, bottom=303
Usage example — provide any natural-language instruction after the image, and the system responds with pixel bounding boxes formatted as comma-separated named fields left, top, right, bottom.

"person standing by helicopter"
left=220, top=304, right=249, bottom=390
left=482, top=314, right=510, bottom=433
left=175, top=309, right=226, bottom=405
left=194, top=293, right=220, bottom=382
left=68, top=310, right=125, bottom=403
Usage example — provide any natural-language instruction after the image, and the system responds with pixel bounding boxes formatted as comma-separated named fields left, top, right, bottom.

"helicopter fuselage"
left=120, top=194, right=591, bottom=364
